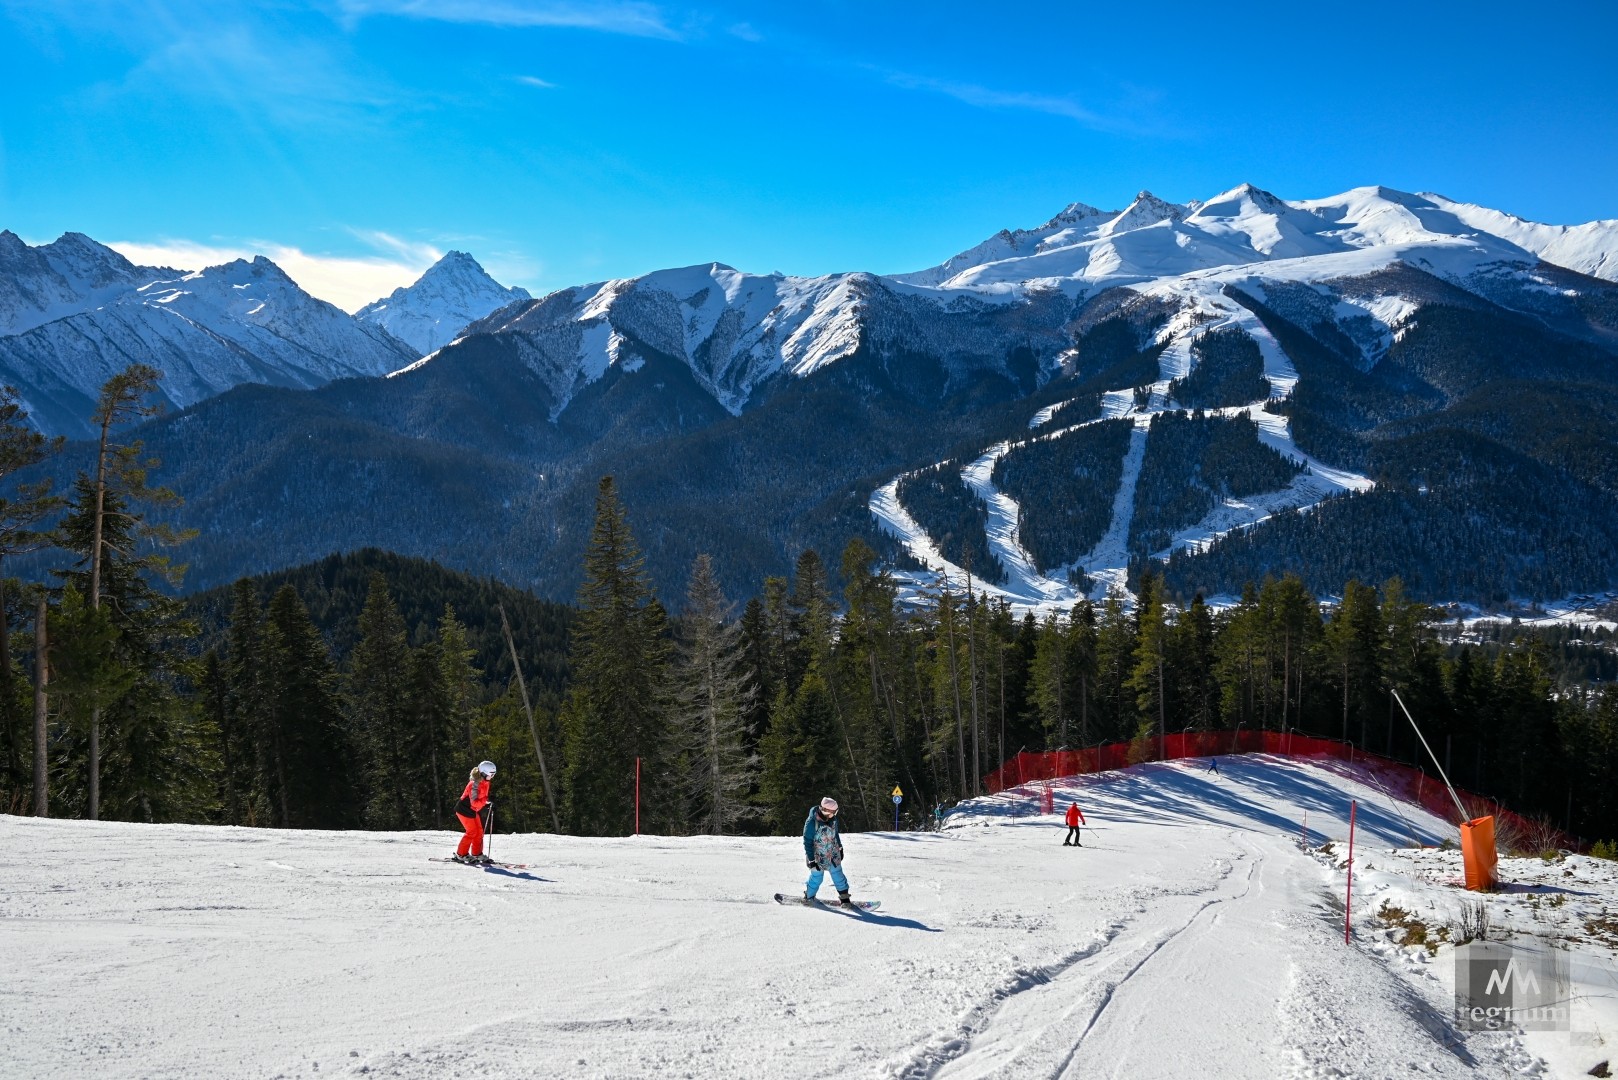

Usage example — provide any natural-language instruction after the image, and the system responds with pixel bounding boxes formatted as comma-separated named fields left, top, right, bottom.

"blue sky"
left=3, top=0, right=1616, bottom=309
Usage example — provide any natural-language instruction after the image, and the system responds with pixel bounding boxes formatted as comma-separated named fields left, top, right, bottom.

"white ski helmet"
left=477, top=760, right=497, bottom=777
left=819, top=796, right=839, bottom=815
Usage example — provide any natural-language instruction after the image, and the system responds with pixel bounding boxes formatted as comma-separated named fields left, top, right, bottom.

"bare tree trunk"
left=87, top=413, right=111, bottom=821
left=0, top=577, right=19, bottom=803
left=943, top=591, right=966, bottom=798
left=32, top=596, right=47, bottom=817
left=965, top=576, right=980, bottom=794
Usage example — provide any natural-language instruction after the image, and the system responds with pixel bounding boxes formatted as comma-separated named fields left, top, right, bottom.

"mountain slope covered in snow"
left=3, top=755, right=1609, bottom=1078
left=10, top=184, right=1618, bottom=603
left=0, top=248, right=417, bottom=438
left=0, top=229, right=176, bottom=337
left=355, top=250, right=530, bottom=356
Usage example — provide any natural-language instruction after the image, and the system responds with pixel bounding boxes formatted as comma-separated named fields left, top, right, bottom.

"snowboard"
left=430, top=857, right=533, bottom=870
left=774, top=892, right=880, bottom=912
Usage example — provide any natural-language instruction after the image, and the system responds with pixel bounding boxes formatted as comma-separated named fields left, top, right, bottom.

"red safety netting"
left=982, top=729, right=1575, bottom=851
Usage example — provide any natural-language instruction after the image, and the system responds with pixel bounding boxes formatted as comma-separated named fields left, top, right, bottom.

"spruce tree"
left=1030, top=612, right=1070, bottom=748
left=0, top=386, right=62, bottom=810
left=77, top=363, right=179, bottom=819
left=1129, top=572, right=1170, bottom=758
left=350, top=573, right=420, bottom=828
left=1093, top=591, right=1138, bottom=744
left=670, top=554, right=758, bottom=834
left=1322, top=580, right=1381, bottom=745
left=263, top=585, right=355, bottom=828
left=53, top=476, right=196, bottom=822
left=436, top=605, right=481, bottom=758
left=759, top=669, right=839, bottom=832
left=560, top=477, right=670, bottom=835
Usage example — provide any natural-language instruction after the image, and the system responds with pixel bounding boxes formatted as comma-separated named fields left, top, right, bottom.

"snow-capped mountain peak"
left=356, top=250, right=532, bottom=356
left=0, top=230, right=176, bottom=336
left=1098, top=190, right=1186, bottom=237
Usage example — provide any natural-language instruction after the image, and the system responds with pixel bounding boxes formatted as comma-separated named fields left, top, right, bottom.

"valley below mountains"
left=6, top=183, right=1618, bottom=607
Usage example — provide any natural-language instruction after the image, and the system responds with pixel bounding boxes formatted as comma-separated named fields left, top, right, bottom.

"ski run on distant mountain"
left=4, top=183, right=1618, bottom=607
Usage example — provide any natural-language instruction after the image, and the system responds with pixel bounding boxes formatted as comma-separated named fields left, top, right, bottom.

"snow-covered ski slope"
left=5, top=756, right=1615, bottom=1079
left=874, top=276, right=1374, bottom=611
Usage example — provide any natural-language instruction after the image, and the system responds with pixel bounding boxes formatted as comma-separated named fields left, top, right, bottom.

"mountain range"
left=0, top=240, right=525, bottom=438
left=6, top=184, right=1618, bottom=607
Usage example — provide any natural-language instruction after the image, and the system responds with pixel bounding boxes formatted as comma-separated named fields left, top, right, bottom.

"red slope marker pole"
left=1345, top=799, right=1358, bottom=944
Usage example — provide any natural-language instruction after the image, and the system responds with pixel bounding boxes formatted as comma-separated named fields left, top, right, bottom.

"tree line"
left=3, top=366, right=1615, bottom=844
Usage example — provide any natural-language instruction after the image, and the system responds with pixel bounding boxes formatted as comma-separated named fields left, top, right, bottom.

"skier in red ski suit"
left=454, top=761, right=497, bottom=864
left=1063, top=801, right=1086, bottom=847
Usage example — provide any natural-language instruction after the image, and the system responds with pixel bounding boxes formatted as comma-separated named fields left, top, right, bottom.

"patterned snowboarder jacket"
left=803, top=808, right=844, bottom=869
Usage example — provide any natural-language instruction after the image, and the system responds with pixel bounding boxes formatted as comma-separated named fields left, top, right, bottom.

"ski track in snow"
left=870, top=281, right=1371, bottom=609
left=5, top=756, right=1592, bottom=1080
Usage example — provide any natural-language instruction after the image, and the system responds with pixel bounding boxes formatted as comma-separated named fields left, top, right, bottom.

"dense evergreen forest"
left=993, top=417, right=1131, bottom=575
left=1170, top=327, right=1271, bottom=410
left=1130, top=411, right=1302, bottom=558
left=894, top=460, right=1005, bottom=585
left=3, top=367, right=1617, bottom=848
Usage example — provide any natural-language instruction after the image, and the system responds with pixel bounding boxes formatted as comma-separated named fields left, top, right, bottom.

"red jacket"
left=456, top=778, right=490, bottom=817
left=1065, top=803, right=1085, bottom=827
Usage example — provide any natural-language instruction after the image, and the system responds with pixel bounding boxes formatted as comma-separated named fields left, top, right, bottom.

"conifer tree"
left=758, top=669, right=839, bottom=831
left=54, top=477, right=194, bottom=822
left=1173, top=594, right=1218, bottom=731
left=737, top=596, right=772, bottom=759
left=1066, top=601, right=1099, bottom=747
left=1030, top=611, right=1070, bottom=747
left=1215, top=582, right=1265, bottom=732
left=1322, top=580, right=1381, bottom=744
left=222, top=580, right=267, bottom=825
left=1129, top=572, right=1171, bottom=759
left=1094, top=592, right=1137, bottom=743
left=349, top=573, right=421, bottom=827
left=560, top=477, right=670, bottom=835
left=263, top=585, right=355, bottom=828
left=670, top=554, right=758, bottom=834
left=68, top=364, right=185, bottom=819
left=0, top=386, right=62, bottom=809
left=436, top=605, right=481, bottom=758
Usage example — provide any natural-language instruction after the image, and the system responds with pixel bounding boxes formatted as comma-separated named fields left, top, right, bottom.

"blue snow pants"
left=806, top=863, right=849, bottom=896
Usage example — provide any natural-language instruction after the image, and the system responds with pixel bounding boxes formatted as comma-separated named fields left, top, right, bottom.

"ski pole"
left=487, top=804, right=495, bottom=861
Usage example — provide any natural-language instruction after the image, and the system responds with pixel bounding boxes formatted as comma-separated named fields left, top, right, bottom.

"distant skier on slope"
left=452, top=761, right=497, bottom=865
left=1063, top=801, right=1086, bottom=847
left=803, top=796, right=857, bottom=906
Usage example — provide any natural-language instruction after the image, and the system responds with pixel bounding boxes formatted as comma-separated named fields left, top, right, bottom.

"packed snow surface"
left=4, top=756, right=1614, bottom=1078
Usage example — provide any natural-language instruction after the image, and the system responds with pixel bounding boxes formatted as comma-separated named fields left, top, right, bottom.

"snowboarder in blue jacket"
left=804, top=796, right=856, bottom=906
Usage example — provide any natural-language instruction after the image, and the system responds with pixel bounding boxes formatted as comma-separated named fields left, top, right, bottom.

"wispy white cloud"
left=727, top=22, right=761, bottom=43
left=885, top=72, right=1114, bottom=129
left=334, top=0, right=679, bottom=40
left=106, top=236, right=441, bottom=312
left=514, top=74, right=556, bottom=88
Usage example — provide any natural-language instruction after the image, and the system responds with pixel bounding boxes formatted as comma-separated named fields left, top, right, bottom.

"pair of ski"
left=429, top=857, right=533, bottom=870
left=774, top=893, right=880, bottom=913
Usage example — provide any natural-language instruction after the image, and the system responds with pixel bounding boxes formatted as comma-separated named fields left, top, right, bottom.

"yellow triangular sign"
left=891, top=786, right=904, bottom=798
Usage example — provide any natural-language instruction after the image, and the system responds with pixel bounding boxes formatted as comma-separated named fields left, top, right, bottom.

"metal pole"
left=1390, top=688, right=1468, bottom=824
left=635, top=756, right=641, bottom=836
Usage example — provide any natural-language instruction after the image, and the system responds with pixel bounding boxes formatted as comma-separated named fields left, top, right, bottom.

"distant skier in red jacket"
left=1063, top=801, right=1086, bottom=847
left=453, top=761, right=496, bottom=865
